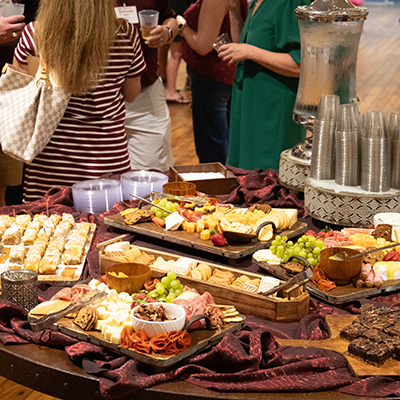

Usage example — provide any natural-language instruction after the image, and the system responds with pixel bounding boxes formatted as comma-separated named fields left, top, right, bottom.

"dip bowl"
left=106, top=262, right=151, bottom=294
left=130, top=302, right=186, bottom=338
left=318, top=247, right=362, bottom=285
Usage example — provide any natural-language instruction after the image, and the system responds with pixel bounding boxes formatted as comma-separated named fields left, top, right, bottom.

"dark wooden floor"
left=1, top=4, right=400, bottom=399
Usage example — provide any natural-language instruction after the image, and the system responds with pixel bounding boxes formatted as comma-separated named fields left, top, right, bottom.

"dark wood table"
left=0, top=342, right=388, bottom=400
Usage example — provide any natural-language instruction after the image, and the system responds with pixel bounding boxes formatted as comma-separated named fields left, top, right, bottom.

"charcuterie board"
left=103, top=213, right=307, bottom=262
left=276, top=314, right=400, bottom=376
left=99, top=245, right=310, bottom=322
left=254, top=258, right=400, bottom=304
left=48, top=314, right=245, bottom=370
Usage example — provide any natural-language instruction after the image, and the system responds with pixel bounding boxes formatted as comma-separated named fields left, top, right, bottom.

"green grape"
left=165, top=203, right=174, bottom=211
left=282, top=236, right=288, bottom=243
left=162, top=211, right=169, bottom=219
left=305, top=242, right=311, bottom=248
left=158, top=294, right=167, bottom=300
left=159, top=198, right=168, bottom=206
left=277, top=245, right=285, bottom=253
left=148, top=290, right=158, bottom=298
left=307, top=236, right=316, bottom=244
left=169, top=288, right=175, bottom=295
left=313, top=247, right=321, bottom=256
left=307, top=253, right=314, bottom=259
left=287, top=249, right=293, bottom=256
left=170, top=279, right=180, bottom=290
left=315, top=240, right=325, bottom=248
left=287, top=241, right=293, bottom=246
left=161, top=276, right=170, bottom=287
left=167, top=271, right=177, bottom=281
left=175, top=287, right=183, bottom=297
left=299, top=250, right=307, bottom=258
left=282, top=254, right=289, bottom=263
left=271, top=240, right=279, bottom=247
left=276, top=249, right=284, bottom=259
left=152, top=199, right=159, bottom=204
left=166, top=294, right=175, bottom=303
left=269, top=245, right=276, bottom=254
left=308, top=257, right=316, bottom=265
left=155, top=211, right=163, bottom=219
left=275, top=235, right=282, bottom=241
left=156, top=285, right=166, bottom=295
left=150, top=206, right=159, bottom=215
left=156, top=282, right=164, bottom=291
left=178, top=284, right=184, bottom=292
left=297, top=237, right=303, bottom=243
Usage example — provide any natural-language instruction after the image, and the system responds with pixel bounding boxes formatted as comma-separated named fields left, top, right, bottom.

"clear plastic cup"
left=362, top=111, right=389, bottom=138
left=138, top=10, right=159, bottom=40
left=389, top=112, right=400, bottom=139
left=212, top=33, right=231, bottom=51
left=1, top=3, right=25, bottom=17
left=315, top=94, right=340, bottom=123
left=336, top=103, right=361, bottom=133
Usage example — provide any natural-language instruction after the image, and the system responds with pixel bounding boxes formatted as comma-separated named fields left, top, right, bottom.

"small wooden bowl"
left=106, top=262, right=151, bottom=294
left=163, top=181, right=196, bottom=196
left=319, top=247, right=362, bottom=285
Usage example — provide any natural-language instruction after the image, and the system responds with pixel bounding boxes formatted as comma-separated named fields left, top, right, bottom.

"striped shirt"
left=14, top=21, right=146, bottom=203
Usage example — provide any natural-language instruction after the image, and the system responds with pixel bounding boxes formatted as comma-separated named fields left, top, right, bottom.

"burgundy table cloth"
left=0, top=171, right=399, bottom=399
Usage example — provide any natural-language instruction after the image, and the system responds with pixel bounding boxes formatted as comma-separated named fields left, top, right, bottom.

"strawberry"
left=146, top=297, right=157, bottom=303
left=130, top=301, right=138, bottom=309
left=305, top=230, right=317, bottom=237
left=211, top=232, right=226, bottom=246
left=133, top=292, right=147, bottom=300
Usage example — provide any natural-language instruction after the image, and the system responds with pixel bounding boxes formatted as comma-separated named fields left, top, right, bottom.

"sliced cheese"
left=165, top=211, right=185, bottom=231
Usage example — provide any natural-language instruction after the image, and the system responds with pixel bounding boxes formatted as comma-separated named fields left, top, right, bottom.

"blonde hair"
left=34, top=0, right=120, bottom=95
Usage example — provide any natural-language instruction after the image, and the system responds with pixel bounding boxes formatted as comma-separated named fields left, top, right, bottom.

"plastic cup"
left=362, top=111, right=389, bottom=138
left=212, top=33, right=231, bottom=51
left=1, top=3, right=25, bottom=17
left=336, top=103, right=361, bottom=133
left=316, top=94, right=340, bottom=123
left=389, top=112, right=400, bottom=139
left=138, top=10, right=159, bottom=40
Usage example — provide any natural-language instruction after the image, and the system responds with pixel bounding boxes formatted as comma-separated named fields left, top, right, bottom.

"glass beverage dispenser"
left=292, top=0, right=368, bottom=129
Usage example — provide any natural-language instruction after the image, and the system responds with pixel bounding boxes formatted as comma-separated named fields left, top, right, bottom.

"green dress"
left=227, top=0, right=309, bottom=171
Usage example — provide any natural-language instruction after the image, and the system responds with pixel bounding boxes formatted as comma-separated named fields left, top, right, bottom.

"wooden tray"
left=276, top=314, right=400, bottom=376
left=50, top=315, right=245, bottom=370
left=100, top=246, right=310, bottom=323
left=103, top=213, right=308, bottom=261
left=254, top=259, right=400, bottom=305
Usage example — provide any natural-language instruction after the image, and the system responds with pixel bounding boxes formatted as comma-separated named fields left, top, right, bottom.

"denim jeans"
left=187, top=67, right=232, bottom=164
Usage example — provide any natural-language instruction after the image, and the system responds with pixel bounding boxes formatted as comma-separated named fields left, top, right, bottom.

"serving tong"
left=261, top=268, right=313, bottom=299
left=331, top=242, right=400, bottom=261
left=30, top=289, right=107, bottom=332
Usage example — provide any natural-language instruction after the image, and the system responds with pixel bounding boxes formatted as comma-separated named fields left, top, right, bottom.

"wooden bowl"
left=319, top=247, right=362, bottom=285
left=106, top=262, right=151, bottom=294
left=163, top=181, right=196, bottom=196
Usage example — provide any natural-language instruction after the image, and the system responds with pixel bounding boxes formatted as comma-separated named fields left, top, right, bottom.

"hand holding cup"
left=0, top=14, right=25, bottom=44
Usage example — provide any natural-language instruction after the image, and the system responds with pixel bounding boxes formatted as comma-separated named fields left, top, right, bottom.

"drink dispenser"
left=292, top=0, right=368, bottom=129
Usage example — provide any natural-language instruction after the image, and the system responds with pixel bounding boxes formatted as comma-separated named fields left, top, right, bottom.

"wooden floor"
left=1, top=4, right=400, bottom=399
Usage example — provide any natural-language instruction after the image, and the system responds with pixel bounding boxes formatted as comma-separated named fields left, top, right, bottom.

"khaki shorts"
left=0, top=150, right=23, bottom=186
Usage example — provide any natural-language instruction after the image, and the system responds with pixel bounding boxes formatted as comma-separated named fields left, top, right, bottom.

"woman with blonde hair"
left=13, top=0, right=146, bottom=202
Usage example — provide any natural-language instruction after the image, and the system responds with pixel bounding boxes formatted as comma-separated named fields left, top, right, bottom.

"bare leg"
left=165, top=41, right=189, bottom=103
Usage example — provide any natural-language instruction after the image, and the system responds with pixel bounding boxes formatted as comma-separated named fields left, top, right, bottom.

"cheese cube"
left=104, top=327, right=121, bottom=341
left=111, top=332, right=121, bottom=345
left=196, top=220, right=205, bottom=232
left=200, top=229, right=211, bottom=240
left=186, top=222, right=196, bottom=233
left=94, top=320, right=106, bottom=331
left=117, top=292, right=130, bottom=302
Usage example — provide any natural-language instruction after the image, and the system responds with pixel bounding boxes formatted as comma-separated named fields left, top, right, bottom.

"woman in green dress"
left=218, top=0, right=309, bottom=171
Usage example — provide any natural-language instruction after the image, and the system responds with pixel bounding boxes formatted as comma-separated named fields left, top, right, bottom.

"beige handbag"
left=0, top=59, right=71, bottom=163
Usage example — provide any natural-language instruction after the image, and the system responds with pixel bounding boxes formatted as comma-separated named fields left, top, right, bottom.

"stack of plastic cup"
left=390, top=112, right=400, bottom=189
left=361, top=111, right=391, bottom=192
left=310, top=94, right=340, bottom=180
left=120, top=170, right=168, bottom=200
left=335, top=103, right=362, bottom=186
left=72, top=179, right=123, bottom=214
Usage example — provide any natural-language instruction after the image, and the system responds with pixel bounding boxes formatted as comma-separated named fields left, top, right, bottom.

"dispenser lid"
left=295, top=0, right=368, bottom=21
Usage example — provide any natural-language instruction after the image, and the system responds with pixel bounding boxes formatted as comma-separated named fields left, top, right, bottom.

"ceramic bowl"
left=318, top=247, right=362, bottom=285
left=374, top=212, right=400, bottom=228
left=130, top=302, right=186, bottom=338
left=106, top=262, right=151, bottom=294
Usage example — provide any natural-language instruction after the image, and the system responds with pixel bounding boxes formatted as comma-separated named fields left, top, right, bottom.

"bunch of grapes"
left=269, top=235, right=325, bottom=267
left=150, top=198, right=179, bottom=220
left=148, top=271, right=184, bottom=303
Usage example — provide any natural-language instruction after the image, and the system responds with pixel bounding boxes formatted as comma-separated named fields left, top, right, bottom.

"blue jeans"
left=187, top=67, right=232, bottom=164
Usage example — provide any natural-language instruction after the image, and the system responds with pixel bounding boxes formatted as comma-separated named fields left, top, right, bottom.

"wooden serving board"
left=100, top=246, right=310, bottom=323
left=276, top=314, right=400, bottom=376
left=255, top=259, right=400, bottom=305
left=51, top=316, right=245, bottom=370
left=103, top=213, right=307, bottom=261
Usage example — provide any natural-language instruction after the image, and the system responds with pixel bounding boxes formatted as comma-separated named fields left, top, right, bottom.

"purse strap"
left=36, top=56, right=52, bottom=89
